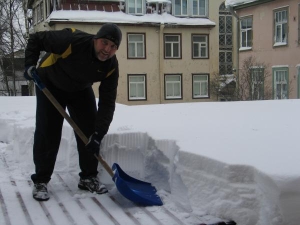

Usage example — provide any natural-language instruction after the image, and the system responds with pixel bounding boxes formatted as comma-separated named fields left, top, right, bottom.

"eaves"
left=48, top=20, right=216, bottom=29
left=232, top=0, right=276, bottom=10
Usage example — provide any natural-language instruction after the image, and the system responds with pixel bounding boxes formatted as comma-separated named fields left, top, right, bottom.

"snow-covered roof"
left=48, top=11, right=216, bottom=26
left=146, top=0, right=171, bottom=3
left=225, top=0, right=260, bottom=7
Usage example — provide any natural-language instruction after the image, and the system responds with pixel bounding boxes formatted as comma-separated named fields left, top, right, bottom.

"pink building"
left=226, top=0, right=300, bottom=100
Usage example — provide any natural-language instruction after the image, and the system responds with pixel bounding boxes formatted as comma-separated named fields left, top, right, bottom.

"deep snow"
left=0, top=97, right=300, bottom=225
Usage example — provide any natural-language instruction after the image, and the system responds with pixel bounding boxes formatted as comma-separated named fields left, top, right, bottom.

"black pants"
left=31, top=85, right=98, bottom=184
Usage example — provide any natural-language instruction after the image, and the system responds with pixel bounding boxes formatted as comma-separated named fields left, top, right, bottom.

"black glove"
left=85, top=132, right=102, bottom=155
left=24, top=66, right=36, bottom=81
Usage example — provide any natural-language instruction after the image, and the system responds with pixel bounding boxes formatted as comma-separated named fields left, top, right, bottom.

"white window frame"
left=165, top=74, right=182, bottom=99
left=192, top=0, right=208, bottom=17
left=128, top=74, right=146, bottom=100
left=240, top=16, right=252, bottom=49
left=164, top=34, right=181, bottom=59
left=192, top=34, right=208, bottom=58
left=128, top=33, right=145, bottom=58
left=274, top=8, right=288, bottom=46
left=273, top=67, right=288, bottom=99
left=127, top=0, right=144, bottom=15
left=193, top=74, right=209, bottom=98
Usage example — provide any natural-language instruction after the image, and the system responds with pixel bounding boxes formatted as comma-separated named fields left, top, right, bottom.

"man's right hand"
left=24, top=66, right=36, bottom=80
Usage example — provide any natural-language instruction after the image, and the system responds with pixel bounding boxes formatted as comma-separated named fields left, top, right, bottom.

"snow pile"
left=1, top=97, right=300, bottom=225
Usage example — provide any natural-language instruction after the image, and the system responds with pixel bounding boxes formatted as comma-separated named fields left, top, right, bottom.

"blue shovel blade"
left=112, top=163, right=163, bottom=206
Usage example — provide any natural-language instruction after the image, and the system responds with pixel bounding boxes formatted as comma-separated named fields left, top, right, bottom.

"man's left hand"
left=86, top=132, right=102, bottom=155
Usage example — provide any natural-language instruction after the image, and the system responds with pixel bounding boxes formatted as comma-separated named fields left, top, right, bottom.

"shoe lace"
left=85, top=177, right=100, bottom=189
left=35, top=183, right=47, bottom=192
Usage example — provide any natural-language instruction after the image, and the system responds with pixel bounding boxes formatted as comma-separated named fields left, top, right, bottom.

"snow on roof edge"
left=47, top=11, right=216, bottom=26
left=225, top=0, right=260, bottom=8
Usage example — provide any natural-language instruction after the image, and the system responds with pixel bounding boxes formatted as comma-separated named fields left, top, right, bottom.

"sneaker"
left=78, top=177, right=108, bottom=194
left=32, top=183, right=49, bottom=201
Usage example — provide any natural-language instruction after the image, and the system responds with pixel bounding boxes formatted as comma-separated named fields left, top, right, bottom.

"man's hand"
left=86, top=132, right=102, bottom=155
left=24, top=66, right=36, bottom=81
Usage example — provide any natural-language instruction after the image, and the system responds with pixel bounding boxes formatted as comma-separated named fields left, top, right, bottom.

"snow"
left=146, top=0, right=171, bottom=3
left=225, top=0, right=259, bottom=7
left=1, top=97, right=300, bottom=225
left=48, top=11, right=216, bottom=26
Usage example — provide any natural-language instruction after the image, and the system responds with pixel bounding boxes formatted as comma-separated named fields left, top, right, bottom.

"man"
left=24, top=23, right=122, bottom=201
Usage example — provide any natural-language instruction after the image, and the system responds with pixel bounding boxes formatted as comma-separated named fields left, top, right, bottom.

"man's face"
left=94, top=38, right=118, bottom=61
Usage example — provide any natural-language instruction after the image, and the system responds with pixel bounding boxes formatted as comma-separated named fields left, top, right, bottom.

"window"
left=174, top=0, right=208, bottom=17
left=273, top=67, right=288, bottom=99
left=192, top=0, right=207, bottom=17
left=251, top=68, right=264, bottom=100
left=164, top=34, right=181, bottom=59
left=21, top=85, right=29, bottom=96
left=219, top=51, right=232, bottom=75
left=128, top=0, right=144, bottom=15
left=165, top=74, right=182, bottom=99
left=219, top=3, right=233, bottom=75
left=128, top=33, right=145, bottom=58
left=192, top=35, right=208, bottom=58
left=193, top=74, right=209, bottom=98
left=128, top=75, right=146, bottom=100
left=240, top=17, right=252, bottom=49
left=274, top=8, right=288, bottom=45
left=174, top=0, right=188, bottom=16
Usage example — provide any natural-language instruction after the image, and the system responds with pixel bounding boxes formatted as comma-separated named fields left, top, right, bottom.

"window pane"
left=194, top=75, right=207, bottom=81
left=201, top=48, right=206, bottom=57
left=193, top=43, right=199, bottom=57
left=166, top=83, right=173, bottom=96
left=199, top=0, right=205, bottom=15
left=173, top=43, right=179, bottom=57
left=137, top=43, right=143, bottom=57
left=193, top=36, right=206, bottom=42
left=175, top=0, right=181, bottom=15
left=166, top=44, right=171, bottom=57
left=137, top=0, right=142, bottom=13
left=129, top=43, right=135, bottom=57
left=200, top=82, right=207, bottom=95
left=130, top=83, right=136, bottom=97
left=166, top=76, right=180, bottom=81
left=193, top=83, right=200, bottom=95
left=137, top=83, right=144, bottom=96
left=174, top=83, right=180, bottom=96
left=166, top=36, right=179, bottom=42
left=182, top=0, right=187, bottom=14
left=129, top=35, right=143, bottom=41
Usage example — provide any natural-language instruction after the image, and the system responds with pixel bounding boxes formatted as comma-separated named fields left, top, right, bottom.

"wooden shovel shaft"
left=42, top=87, right=114, bottom=178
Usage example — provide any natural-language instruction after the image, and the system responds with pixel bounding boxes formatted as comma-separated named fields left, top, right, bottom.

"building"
left=0, top=50, right=30, bottom=96
left=27, top=0, right=236, bottom=105
left=226, top=0, right=300, bottom=100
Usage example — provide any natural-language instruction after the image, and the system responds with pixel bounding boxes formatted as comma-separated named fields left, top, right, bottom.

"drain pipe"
left=226, top=5, right=240, bottom=91
left=159, top=23, right=165, bottom=104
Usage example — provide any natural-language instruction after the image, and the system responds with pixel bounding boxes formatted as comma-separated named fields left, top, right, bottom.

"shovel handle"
left=32, top=72, right=114, bottom=177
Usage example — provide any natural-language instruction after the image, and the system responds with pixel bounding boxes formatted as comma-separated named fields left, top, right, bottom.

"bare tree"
left=210, top=56, right=284, bottom=101
left=237, top=56, right=272, bottom=100
left=0, top=0, right=27, bottom=96
left=210, top=73, right=236, bottom=101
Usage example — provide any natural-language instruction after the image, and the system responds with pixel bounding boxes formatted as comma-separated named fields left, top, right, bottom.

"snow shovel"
left=31, top=71, right=163, bottom=206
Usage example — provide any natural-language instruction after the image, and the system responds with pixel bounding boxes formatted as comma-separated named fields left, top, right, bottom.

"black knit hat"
left=94, top=23, right=122, bottom=49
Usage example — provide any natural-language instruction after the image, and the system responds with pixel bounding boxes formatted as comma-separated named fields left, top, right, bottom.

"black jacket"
left=25, top=28, right=119, bottom=138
